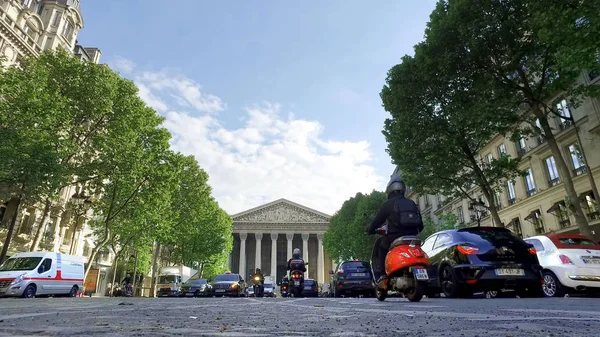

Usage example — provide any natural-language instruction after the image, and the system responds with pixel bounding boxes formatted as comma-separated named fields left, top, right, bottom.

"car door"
left=37, top=258, right=56, bottom=293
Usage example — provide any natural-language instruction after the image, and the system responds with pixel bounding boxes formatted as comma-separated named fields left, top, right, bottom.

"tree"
left=381, top=37, right=524, bottom=228
left=419, top=213, right=462, bottom=240
left=323, top=191, right=386, bottom=261
left=425, top=0, right=600, bottom=236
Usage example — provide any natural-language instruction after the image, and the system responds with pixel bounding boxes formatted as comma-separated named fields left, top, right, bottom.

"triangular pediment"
left=232, top=198, right=330, bottom=223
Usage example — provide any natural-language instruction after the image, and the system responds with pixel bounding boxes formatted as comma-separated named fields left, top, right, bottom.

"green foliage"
left=323, top=190, right=387, bottom=261
left=419, top=213, right=464, bottom=240
left=200, top=252, right=229, bottom=280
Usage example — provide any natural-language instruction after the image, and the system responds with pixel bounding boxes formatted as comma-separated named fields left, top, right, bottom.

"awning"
left=547, top=201, right=565, bottom=214
left=506, top=217, right=519, bottom=229
left=579, top=190, right=595, bottom=201
left=524, top=210, right=539, bottom=222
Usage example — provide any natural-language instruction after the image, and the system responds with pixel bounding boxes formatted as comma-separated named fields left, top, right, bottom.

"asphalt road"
left=0, top=296, right=599, bottom=336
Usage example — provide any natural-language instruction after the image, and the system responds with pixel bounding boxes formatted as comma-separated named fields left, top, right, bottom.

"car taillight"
left=559, top=254, right=573, bottom=264
left=337, top=270, right=344, bottom=274
left=457, top=245, right=479, bottom=255
left=409, top=248, right=424, bottom=257
left=528, top=247, right=537, bottom=255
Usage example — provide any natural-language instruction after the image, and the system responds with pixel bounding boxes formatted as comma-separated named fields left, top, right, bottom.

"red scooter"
left=368, top=223, right=430, bottom=302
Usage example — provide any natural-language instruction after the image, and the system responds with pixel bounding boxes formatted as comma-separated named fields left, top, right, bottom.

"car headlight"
left=11, top=273, right=27, bottom=285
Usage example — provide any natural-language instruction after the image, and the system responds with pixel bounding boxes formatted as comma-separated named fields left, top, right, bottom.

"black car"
left=302, top=279, right=319, bottom=297
left=421, top=227, right=543, bottom=298
left=329, top=260, right=375, bottom=297
left=209, top=273, right=245, bottom=297
left=181, top=279, right=209, bottom=297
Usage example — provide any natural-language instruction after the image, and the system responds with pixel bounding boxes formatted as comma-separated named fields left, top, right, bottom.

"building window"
left=52, top=11, right=62, bottom=26
left=545, top=156, right=560, bottom=186
left=486, top=153, right=494, bottom=164
left=524, top=168, right=536, bottom=196
left=424, top=196, right=430, bottom=207
left=507, top=180, right=516, bottom=205
left=22, top=0, right=33, bottom=7
left=535, top=119, right=545, bottom=145
left=557, top=100, right=573, bottom=130
left=548, top=201, right=572, bottom=229
left=497, top=143, right=507, bottom=156
left=525, top=210, right=545, bottom=235
left=568, top=143, right=586, bottom=176
left=516, top=137, right=527, bottom=157
left=457, top=207, right=464, bottom=224
left=582, top=194, right=599, bottom=221
left=493, top=191, right=503, bottom=210
left=62, top=21, right=74, bottom=39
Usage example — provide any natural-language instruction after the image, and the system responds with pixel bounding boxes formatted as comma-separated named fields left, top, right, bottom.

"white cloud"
left=112, top=56, right=136, bottom=74
left=119, top=60, right=385, bottom=215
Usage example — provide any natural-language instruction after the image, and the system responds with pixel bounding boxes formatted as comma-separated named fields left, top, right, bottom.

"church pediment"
left=232, top=199, right=330, bottom=223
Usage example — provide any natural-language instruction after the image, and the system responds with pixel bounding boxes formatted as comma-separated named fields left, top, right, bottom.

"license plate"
left=352, top=273, right=367, bottom=277
left=304, top=286, right=311, bottom=290
left=582, top=258, right=600, bottom=264
left=294, top=281, right=300, bottom=286
left=495, top=268, right=524, bottom=276
left=215, top=289, right=225, bottom=293
left=185, top=293, right=194, bottom=296
left=414, top=268, right=429, bottom=280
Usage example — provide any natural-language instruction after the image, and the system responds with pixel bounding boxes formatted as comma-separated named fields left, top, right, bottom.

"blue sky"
left=76, top=0, right=437, bottom=214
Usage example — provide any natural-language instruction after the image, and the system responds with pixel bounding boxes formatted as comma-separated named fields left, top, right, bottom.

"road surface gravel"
left=0, top=296, right=599, bottom=336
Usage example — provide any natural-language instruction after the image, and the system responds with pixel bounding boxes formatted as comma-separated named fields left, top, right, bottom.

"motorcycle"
left=280, top=277, right=290, bottom=297
left=123, top=282, right=133, bottom=297
left=253, top=275, right=264, bottom=298
left=288, top=261, right=308, bottom=297
left=366, top=215, right=430, bottom=302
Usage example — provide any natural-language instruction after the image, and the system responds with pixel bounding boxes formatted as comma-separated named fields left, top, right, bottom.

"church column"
left=255, top=233, right=263, bottom=270
left=270, top=233, right=278, bottom=278
left=239, top=232, right=247, bottom=278
left=286, top=233, right=294, bottom=259
left=317, top=233, right=325, bottom=284
left=302, top=233, right=309, bottom=278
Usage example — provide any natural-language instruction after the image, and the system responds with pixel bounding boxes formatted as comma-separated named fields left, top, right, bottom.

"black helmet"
left=386, top=166, right=405, bottom=197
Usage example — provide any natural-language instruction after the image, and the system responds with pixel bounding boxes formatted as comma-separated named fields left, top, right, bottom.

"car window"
left=341, top=261, right=370, bottom=270
left=39, top=258, right=52, bottom=273
left=304, top=280, right=315, bottom=285
left=422, top=235, right=437, bottom=252
left=458, top=227, right=522, bottom=244
left=433, top=233, right=452, bottom=249
left=525, top=239, right=545, bottom=252
left=553, top=237, right=598, bottom=249
left=213, top=274, right=239, bottom=282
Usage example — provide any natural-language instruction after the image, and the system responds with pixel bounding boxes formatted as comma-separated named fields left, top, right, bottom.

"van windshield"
left=0, top=257, right=42, bottom=271
left=158, top=275, right=178, bottom=283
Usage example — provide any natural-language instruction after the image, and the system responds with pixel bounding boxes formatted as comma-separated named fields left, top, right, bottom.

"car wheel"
left=22, top=284, right=37, bottom=298
left=439, top=265, right=465, bottom=298
left=542, top=271, right=566, bottom=297
left=69, top=285, right=78, bottom=297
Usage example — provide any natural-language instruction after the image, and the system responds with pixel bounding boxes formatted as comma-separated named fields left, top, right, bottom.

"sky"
left=76, top=0, right=438, bottom=215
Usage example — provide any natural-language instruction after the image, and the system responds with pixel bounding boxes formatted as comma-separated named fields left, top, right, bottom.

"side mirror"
left=240, top=279, right=244, bottom=283
left=328, top=270, right=334, bottom=275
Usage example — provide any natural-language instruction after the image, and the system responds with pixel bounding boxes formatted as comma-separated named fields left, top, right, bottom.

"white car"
left=524, top=234, right=600, bottom=297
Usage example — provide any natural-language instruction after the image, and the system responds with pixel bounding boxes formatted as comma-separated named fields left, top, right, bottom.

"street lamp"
left=469, top=198, right=486, bottom=227
left=69, top=191, right=92, bottom=255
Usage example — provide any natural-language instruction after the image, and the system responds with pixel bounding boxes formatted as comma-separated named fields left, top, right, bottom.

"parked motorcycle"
left=367, top=219, right=430, bottom=302
left=253, top=275, right=264, bottom=298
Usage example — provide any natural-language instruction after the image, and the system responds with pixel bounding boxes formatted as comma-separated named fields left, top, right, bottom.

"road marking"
left=503, top=308, right=600, bottom=316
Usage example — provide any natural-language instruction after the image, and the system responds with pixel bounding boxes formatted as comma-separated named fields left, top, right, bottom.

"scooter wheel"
left=375, top=287, right=387, bottom=301
left=405, top=282, right=425, bottom=302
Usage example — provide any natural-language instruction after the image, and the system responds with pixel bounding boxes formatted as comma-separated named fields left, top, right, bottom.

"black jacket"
left=366, top=194, right=424, bottom=236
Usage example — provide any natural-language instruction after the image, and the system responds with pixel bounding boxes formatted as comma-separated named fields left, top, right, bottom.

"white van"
left=0, top=252, right=85, bottom=298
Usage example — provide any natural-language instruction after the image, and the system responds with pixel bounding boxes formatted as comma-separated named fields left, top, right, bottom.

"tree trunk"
left=132, top=250, right=138, bottom=297
left=480, top=185, right=503, bottom=228
left=150, top=241, right=161, bottom=298
left=83, top=227, right=112, bottom=292
left=573, top=121, right=600, bottom=213
left=0, top=197, right=22, bottom=263
left=110, top=253, right=120, bottom=297
left=534, top=104, right=592, bottom=236
left=30, top=198, right=52, bottom=252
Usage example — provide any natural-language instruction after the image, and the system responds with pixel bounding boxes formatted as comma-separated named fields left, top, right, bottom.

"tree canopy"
left=323, top=190, right=386, bottom=261
left=382, top=0, right=600, bottom=235
left=0, top=50, right=233, bottom=278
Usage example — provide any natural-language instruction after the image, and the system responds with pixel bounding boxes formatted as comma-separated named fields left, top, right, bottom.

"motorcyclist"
left=252, top=268, right=264, bottom=284
left=365, top=169, right=424, bottom=284
left=286, top=248, right=307, bottom=273
left=122, top=274, right=132, bottom=295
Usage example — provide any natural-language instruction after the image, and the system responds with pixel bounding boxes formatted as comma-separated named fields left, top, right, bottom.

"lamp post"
left=69, top=191, right=92, bottom=255
left=469, top=198, right=486, bottom=227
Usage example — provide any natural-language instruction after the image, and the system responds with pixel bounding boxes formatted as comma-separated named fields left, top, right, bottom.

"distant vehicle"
left=302, top=279, right=319, bottom=297
left=0, top=252, right=84, bottom=298
left=209, top=272, right=245, bottom=297
left=181, top=278, right=209, bottom=297
left=421, top=227, right=543, bottom=298
left=157, top=265, right=197, bottom=297
left=525, top=234, right=600, bottom=297
left=263, top=282, right=276, bottom=297
left=245, top=285, right=254, bottom=297
left=329, top=260, right=375, bottom=297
